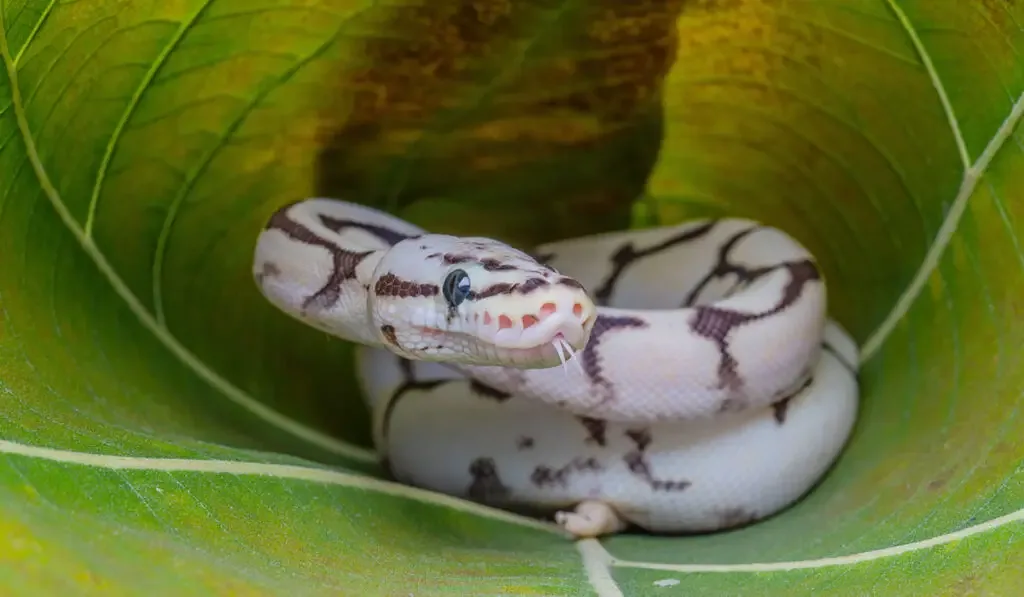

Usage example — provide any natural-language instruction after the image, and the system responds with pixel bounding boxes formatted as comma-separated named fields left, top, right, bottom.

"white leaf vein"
left=860, top=89, right=1024, bottom=362
left=0, top=438, right=561, bottom=535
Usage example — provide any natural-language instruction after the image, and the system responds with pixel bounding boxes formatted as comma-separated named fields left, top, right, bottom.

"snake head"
left=368, top=234, right=597, bottom=369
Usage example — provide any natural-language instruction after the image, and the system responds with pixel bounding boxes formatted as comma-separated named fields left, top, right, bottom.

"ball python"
left=252, top=197, right=860, bottom=538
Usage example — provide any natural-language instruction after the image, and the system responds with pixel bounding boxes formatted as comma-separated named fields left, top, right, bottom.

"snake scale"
left=252, top=197, right=860, bottom=538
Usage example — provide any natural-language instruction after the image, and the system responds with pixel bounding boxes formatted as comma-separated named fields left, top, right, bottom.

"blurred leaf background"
left=0, top=0, right=1022, bottom=595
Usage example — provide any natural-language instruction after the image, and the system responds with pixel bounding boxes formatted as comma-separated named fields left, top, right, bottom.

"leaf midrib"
left=857, top=1, right=1024, bottom=362
left=83, top=2, right=213, bottom=241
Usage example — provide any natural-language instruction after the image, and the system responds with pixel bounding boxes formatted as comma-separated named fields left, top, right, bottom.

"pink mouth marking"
left=482, top=301, right=587, bottom=331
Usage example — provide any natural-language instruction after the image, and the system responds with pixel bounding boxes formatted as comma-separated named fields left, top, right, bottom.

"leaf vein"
left=84, top=7, right=215, bottom=239
left=860, top=89, right=1024, bottom=362
left=576, top=540, right=624, bottom=597
left=605, top=508, right=1024, bottom=573
left=0, top=19, right=378, bottom=466
left=150, top=22, right=349, bottom=325
left=0, top=438, right=562, bottom=536
left=11, top=0, right=56, bottom=66
left=884, top=0, right=971, bottom=168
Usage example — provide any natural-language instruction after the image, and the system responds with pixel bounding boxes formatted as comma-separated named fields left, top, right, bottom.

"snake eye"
left=442, top=269, right=471, bottom=307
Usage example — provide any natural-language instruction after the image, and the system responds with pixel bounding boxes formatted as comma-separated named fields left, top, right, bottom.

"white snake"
left=252, top=197, right=860, bottom=538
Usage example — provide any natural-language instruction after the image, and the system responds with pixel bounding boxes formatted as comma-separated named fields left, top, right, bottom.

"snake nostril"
left=498, top=314, right=513, bottom=329
left=540, top=302, right=557, bottom=318
left=522, top=314, right=538, bottom=328
left=483, top=312, right=492, bottom=325
left=573, top=303, right=583, bottom=317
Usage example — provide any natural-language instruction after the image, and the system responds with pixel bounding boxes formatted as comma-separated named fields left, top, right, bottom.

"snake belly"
left=253, top=198, right=860, bottom=538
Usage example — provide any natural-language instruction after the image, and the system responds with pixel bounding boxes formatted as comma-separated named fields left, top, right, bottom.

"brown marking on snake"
left=581, top=316, right=649, bottom=401
left=688, top=258, right=822, bottom=403
left=517, top=436, right=534, bottom=450
left=772, top=396, right=792, bottom=425
left=822, top=340, right=856, bottom=375
left=265, top=208, right=374, bottom=310
left=530, top=457, right=603, bottom=488
left=467, top=457, right=511, bottom=502
left=432, top=254, right=519, bottom=272
left=577, top=416, right=607, bottom=446
left=439, top=253, right=472, bottom=264
left=373, top=272, right=440, bottom=299
left=683, top=226, right=766, bottom=307
left=717, top=507, right=759, bottom=529
left=255, top=261, right=280, bottom=284
left=380, top=359, right=449, bottom=444
left=380, top=324, right=400, bottom=348
left=481, top=258, right=516, bottom=272
left=517, top=277, right=550, bottom=293
left=469, top=282, right=515, bottom=300
left=688, top=308, right=749, bottom=395
left=317, top=214, right=418, bottom=246
left=625, top=428, right=652, bottom=451
left=557, top=277, right=586, bottom=291
left=592, top=221, right=718, bottom=305
left=771, top=375, right=813, bottom=425
left=469, top=379, right=511, bottom=402
left=467, top=276, right=554, bottom=300
left=623, top=428, right=690, bottom=492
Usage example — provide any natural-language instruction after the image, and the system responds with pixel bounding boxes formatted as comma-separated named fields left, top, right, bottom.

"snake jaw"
left=486, top=300, right=592, bottom=352
left=390, top=293, right=596, bottom=369
left=467, top=293, right=597, bottom=369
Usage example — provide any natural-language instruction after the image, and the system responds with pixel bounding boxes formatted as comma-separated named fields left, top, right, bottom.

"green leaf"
left=0, top=0, right=1021, bottom=595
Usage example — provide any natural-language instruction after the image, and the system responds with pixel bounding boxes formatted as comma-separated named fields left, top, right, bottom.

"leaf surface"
left=0, top=0, right=1022, bottom=594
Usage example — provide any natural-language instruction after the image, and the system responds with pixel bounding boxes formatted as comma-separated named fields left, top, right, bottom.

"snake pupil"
left=443, top=269, right=471, bottom=307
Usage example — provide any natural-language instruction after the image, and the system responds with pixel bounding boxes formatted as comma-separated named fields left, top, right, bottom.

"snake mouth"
left=479, top=299, right=594, bottom=350
left=412, top=319, right=592, bottom=370
left=402, top=296, right=596, bottom=369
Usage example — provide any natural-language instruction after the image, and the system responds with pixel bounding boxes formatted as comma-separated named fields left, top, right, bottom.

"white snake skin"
left=252, top=197, right=860, bottom=538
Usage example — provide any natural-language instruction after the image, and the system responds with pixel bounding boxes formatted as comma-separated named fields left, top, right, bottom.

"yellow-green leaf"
left=0, top=0, right=1022, bottom=595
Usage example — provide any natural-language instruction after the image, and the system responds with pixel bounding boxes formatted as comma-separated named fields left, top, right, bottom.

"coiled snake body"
left=253, top=198, right=860, bottom=538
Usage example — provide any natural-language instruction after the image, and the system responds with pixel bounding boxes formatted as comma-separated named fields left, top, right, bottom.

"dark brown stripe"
left=468, top=282, right=516, bottom=300
left=517, top=277, right=550, bottom=294
left=623, top=427, right=689, bottom=492
left=683, top=225, right=763, bottom=307
left=380, top=324, right=400, bottom=348
left=594, top=221, right=718, bottom=305
left=772, top=375, right=814, bottom=425
left=318, top=214, right=418, bottom=246
left=265, top=208, right=374, bottom=310
left=582, top=315, right=649, bottom=388
left=688, top=258, right=822, bottom=396
left=380, top=359, right=449, bottom=445
left=822, top=341, right=856, bottom=375
left=467, top=276, right=562, bottom=300
left=577, top=416, right=607, bottom=446
left=441, top=253, right=473, bottom=265
left=374, top=272, right=440, bottom=299
left=469, top=380, right=512, bottom=402
left=557, top=277, right=586, bottom=291
left=467, top=457, right=511, bottom=503
left=530, top=457, right=602, bottom=488
left=481, top=258, right=516, bottom=272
